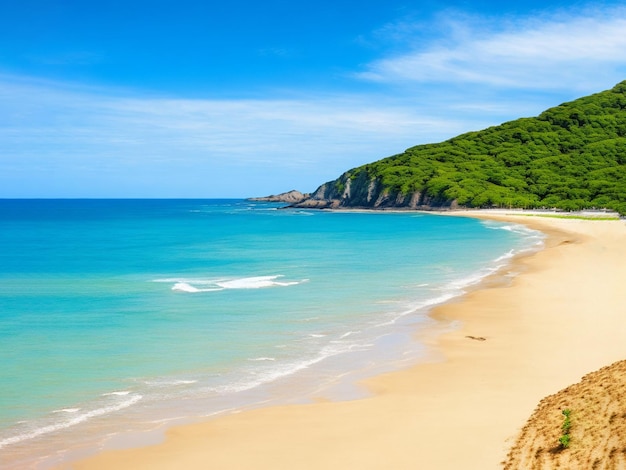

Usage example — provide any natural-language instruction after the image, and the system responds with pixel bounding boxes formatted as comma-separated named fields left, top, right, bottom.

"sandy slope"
left=504, top=359, right=626, bottom=469
left=71, top=213, right=626, bottom=470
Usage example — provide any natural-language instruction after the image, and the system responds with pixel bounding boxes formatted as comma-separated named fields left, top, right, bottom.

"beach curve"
left=69, top=211, right=626, bottom=470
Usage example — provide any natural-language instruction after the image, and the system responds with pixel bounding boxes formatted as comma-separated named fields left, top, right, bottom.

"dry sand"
left=72, top=212, right=626, bottom=470
left=504, top=358, right=626, bottom=469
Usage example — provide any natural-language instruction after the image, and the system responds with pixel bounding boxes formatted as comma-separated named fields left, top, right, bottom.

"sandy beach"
left=72, top=212, right=626, bottom=470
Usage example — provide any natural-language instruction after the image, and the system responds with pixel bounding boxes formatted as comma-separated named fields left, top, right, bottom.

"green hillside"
left=342, top=81, right=626, bottom=214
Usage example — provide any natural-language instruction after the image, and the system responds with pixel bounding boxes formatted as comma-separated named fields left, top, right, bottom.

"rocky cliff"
left=290, top=171, right=458, bottom=210
left=284, top=81, right=626, bottom=214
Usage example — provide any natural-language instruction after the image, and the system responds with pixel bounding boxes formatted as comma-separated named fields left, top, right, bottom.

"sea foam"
left=207, top=340, right=370, bottom=395
left=1, top=200, right=541, bottom=466
left=0, top=394, right=142, bottom=449
left=159, top=275, right=307, bottom=293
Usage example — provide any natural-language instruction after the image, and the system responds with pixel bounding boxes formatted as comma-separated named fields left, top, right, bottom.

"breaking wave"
left=0, top=393, right=142, bottom=450
left=154, top=275, right=308, bottom=293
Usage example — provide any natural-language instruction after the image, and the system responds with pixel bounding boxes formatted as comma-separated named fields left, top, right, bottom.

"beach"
left=71, top=211, right=626, bottom=469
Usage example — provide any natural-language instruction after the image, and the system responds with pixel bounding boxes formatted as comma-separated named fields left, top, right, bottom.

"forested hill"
left=293, top=81, right=626, bottom=214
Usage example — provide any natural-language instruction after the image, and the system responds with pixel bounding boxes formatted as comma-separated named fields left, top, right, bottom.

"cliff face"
left=290, top=81, right=626, bottom=214
left=291, top=171, right=458, bottom=210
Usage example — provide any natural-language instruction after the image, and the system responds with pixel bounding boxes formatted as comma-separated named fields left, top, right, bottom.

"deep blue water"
left=0, top=199, right=542, bottom=466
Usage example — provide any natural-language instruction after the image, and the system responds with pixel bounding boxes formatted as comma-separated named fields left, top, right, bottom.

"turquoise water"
left=0, top=200, right=542, bottom=466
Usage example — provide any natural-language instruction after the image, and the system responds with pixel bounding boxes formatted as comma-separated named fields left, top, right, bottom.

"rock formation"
left=290, top=171, right=458, bottom=210
left=248, top=190, right=309, bottom=204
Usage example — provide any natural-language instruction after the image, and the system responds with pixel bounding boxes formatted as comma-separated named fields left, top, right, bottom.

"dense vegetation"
left=347, top=81, right=626, bottom=214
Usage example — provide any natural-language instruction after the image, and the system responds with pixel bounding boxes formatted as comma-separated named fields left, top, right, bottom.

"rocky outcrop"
left=290, top=171, right=458, bottom=210
left=248, top=190, right=309, bottom=204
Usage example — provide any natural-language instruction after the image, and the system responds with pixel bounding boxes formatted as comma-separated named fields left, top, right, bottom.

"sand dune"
left=504, top=359, right=626, bottom=469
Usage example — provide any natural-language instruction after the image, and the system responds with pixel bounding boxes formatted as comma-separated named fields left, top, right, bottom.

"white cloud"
left=0, top=74, right=479, bottom=197
left=359, top=8, right=626, bottom=91
left=3, top=5, right=623, bottom=197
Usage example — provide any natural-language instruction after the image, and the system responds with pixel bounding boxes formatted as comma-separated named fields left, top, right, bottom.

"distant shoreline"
left=75, top=212, right=626, bottom=469
left=249, top=192, right=623, bottom=218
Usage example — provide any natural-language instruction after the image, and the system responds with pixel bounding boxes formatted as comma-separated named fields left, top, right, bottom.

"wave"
left=171, top=282, right=223, bottom=293
left=0, top=394, right=142, bottom=450
left=373, top=292, right=460, bottom=327
left=217, top=276, right=302, bottom=289
left=340, top=331, right=359, bottom=339
left=441, top=225, right=543, bottom=294
left=373, top=239, right=536, bottom=328
left=102, top=390, right=132, bottom=396
left=482, top=221, right=545, bottom=240
left=494, top=249, right=516, bottom=263
left=208, top=340, right=370, bottom=395
left=155, top=275, right=308, bottom=294
left=142, top=379, right=198, bottom=386
left=445, top=269, right=495, bottom=292
left=443, top=251, right=518, bottom=293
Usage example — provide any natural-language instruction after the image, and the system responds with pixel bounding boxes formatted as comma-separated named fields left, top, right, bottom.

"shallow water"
left=0, top=200, right=542, bottom=467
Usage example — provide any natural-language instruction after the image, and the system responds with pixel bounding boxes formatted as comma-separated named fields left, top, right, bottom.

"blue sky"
left=2, top=0, right=626, bottom=197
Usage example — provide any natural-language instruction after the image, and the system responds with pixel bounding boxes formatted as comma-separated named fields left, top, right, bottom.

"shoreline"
left=2, top=209, right=529, bottom=470
left=72, top=211, right=626, bottom=469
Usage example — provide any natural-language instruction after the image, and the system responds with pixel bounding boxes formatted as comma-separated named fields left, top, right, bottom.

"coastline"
left=72, top=211, right=626, bottom=469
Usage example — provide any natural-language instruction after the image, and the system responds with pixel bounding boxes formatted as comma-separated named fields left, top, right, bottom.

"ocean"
left=0, top=199, right=543, bottom=468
